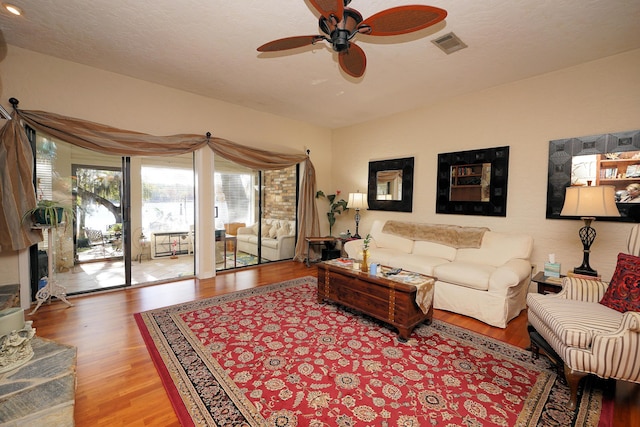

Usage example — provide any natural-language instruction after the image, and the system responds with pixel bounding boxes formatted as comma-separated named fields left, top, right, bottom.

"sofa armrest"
left=488, top=258, right=532, bottom=294
left=556, top=277, right=609, bottom=302
left=237, top=226, right=254, bottom=236
left=277, top=234, right=296, bottom=258
left=344, top=238, right=377, bottom=258
left=276, top=234, right=295, bottom=243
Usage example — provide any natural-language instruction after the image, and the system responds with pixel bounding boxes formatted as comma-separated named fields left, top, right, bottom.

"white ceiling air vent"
left=431, top=32, right=467, bottom=54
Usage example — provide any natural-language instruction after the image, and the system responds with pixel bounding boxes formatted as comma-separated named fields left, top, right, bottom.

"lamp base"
left=353, top=210, right=361, bottom=240
left=574, top=220, right=598, bottom=277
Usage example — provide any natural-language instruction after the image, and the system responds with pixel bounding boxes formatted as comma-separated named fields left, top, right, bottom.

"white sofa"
left=344, top=220, right=533, bottom=328
left=236, top=219, right=296, bottom=261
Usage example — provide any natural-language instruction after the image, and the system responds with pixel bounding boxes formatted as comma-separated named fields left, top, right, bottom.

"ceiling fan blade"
left=361, top=5, right=447, bottom=37
left=339, top=43, right=366, bottom=78
left=309, top=0, right=344, bottom=21
left=257, top=36, right=321, bottom=52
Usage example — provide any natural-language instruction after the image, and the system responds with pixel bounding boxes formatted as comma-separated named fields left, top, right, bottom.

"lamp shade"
left=560, top=185, right=620, bottom=217
left=347, top=192, right=368, bottom=210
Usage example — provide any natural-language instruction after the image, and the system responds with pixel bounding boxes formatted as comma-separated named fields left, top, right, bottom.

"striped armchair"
left=526, top=224, right=640, bottom=410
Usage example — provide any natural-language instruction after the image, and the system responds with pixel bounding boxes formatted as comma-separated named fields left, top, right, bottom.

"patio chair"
left=85, top=228, right=107, bottom=257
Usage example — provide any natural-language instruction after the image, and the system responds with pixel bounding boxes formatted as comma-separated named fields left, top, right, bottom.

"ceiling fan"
left=257, top=0, right=447, bottom=78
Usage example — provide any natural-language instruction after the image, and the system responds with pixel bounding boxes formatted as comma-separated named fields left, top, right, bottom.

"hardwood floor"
left=26, top=261, right=638, bottom=426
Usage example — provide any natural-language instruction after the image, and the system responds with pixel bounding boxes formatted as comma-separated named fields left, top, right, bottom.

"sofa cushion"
left=391, top=253, right=450, bottom=276
left=268, top=223, right=279, bottom=238
left=236, top=234, right=259, bottom=245
left=278, top=221, right=296, bottom=237
left=433, top=262, right=495, bottom=291
left=412, top=240, right=457, bottom=261
left=528, top=293, right=622, bottom=349
left=599, top=252, right=640, bottom=313
left=370, top=220, right=413, bottom=253
left=365, top=247, right=394, bottom=266
left=455, top=231, right=532, bottom=267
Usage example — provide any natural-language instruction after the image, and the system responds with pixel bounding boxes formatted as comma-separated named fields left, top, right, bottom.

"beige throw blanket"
left=382, top=221, right=489, bottom=249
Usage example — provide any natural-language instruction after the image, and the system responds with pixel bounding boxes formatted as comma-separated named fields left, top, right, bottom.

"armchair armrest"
left=556, top=277, right=609, bottom=302
left=586, top=311, right=640, bottom=380
left=620, top=311, right=640, bottom=333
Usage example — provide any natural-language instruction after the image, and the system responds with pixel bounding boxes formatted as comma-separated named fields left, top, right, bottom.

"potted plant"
left=107, top=223, right=123, bottom=236
left=315, top=190, right=349, bottom=237
left=361, top=233, right=371, bottom=272
left=22, top=199, right=75, bottom=227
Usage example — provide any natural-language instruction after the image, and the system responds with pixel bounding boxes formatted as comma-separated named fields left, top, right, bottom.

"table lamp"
left=347, top=192, right=368, bottom=239
left=560, top=185, right=620, bottom=276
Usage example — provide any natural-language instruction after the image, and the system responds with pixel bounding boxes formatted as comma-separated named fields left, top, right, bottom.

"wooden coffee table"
left=317, top=261, right=434, bottom=340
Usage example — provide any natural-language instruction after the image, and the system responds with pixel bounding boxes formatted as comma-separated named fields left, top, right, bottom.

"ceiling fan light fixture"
left=3, top=3, right=23, bottom=16
left=341, top=8, right=363, bottom=32
left=431, top=32, right=467, bottom=54
left=319, top=17, right=335, bottom=36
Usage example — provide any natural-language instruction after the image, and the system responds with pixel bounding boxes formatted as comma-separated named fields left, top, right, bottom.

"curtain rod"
left=0, top=104, right=10, bottom=120
left=0, top=96, right=15, bottom=120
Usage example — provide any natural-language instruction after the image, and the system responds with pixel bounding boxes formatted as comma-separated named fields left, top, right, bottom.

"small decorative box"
left=544, top=262, right=561, bottom=278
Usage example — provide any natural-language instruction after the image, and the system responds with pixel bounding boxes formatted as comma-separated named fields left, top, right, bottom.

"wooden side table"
left=305, top=237, right=337, bottom=267
left=215, top=234, right=237, bottom=268
left=531, top=271, right=565, bottom=294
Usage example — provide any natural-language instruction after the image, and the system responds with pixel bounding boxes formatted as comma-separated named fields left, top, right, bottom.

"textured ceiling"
left=1, top=0, right=639, bottom=129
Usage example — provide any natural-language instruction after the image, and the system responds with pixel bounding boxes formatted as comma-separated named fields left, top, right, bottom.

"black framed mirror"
left=546, top=129, right=640, bottom=223
left=367, top=157, right=414, bottom=212
left=436, top=146, right=509, bottom=216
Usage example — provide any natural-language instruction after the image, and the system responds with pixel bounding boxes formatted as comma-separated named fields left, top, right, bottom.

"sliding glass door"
left=137, top=155, right=195, bottom=283
left=28, top=129, right=195, bottom=296
left=29, top=131, right=126, bottom=295
left=73, top=165, right=123, bottom=263
left=214, top=156, right=298, bottom=270
left=26, top=126, right=295, bottom=294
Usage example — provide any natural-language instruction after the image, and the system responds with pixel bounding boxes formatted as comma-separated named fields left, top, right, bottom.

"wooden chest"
left=316, top=262, right=434, bottom=340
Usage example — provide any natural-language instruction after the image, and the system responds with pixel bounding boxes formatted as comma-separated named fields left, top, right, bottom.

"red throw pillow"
left=599, top=252, right=640, bottom=313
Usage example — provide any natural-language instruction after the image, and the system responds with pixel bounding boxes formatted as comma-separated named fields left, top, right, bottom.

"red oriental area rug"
left=135, top=276, right=612, bottom=426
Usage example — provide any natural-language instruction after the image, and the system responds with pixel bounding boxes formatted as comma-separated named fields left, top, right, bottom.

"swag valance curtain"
left=0, top=107, right=320, bottom=262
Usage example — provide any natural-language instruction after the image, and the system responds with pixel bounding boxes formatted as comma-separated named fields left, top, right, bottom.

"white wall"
left=0, top=46, right=333, bottom=294
left=2, top=46, right=639, bottom=295
left=331, top=49, right=640, bottom=281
